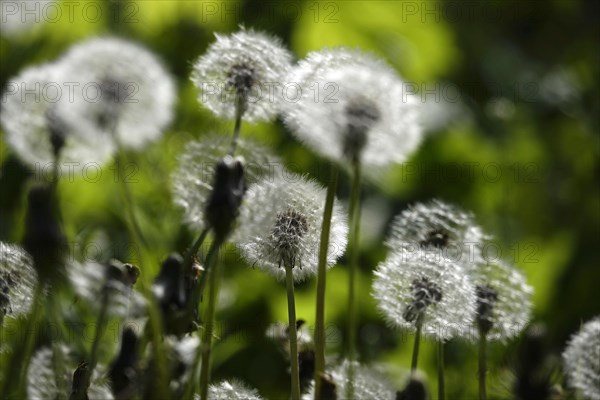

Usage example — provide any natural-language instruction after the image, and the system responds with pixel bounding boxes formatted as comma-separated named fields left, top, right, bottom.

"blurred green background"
left=1, top=0, right=599, bottom=399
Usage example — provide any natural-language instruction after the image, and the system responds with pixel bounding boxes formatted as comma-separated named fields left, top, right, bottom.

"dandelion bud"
left=22, top=185, right=67, bottom=285
left=397, top=374, right=429, bottom=400
left=109, top=327, right=139, bottom=398
left=318, top=373, right=338, bottom=400
left=562, top=316, right=600, bottom=400
left=69, top=362, right=90, bottom=400
left=205, top=156, right=246, bottom=243
left=172, top=134, right=279, bottom=234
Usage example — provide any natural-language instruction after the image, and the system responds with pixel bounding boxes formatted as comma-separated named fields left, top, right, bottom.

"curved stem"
left=314, top=164, right=339, bottom=400
left=346, top=161, right=362, bottom=399
left=183, top=228, right=210, bottom=270
left=198, top=241, right=222, bottom=400
left=411, top=315, right=424, bottom=373
left=478, top=333, right=487, bottom=400
left=438, top=340, right=445, bottom=400
left=285, top=265, right=301, bottom=400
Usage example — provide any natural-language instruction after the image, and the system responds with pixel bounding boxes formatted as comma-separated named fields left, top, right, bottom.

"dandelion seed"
left=303, top=360, right=396, bottom=400
left=193, top=380, right=263, bottom=400
left=27, top=345, right=113, bottom=400
left=56, top=37, right=176, bottom=149
left=1, top=63, right=114, bottom=175
left=283, top=49, right=421, bottom=169
left=191, top=28, right=292, bottom=122
left=470, top=260, right=533, bottom=341
left=0, top=242, right=37, bottom=321
left=233, top=173, right=348, bottom=282
left=373, top=251, right=476, bottom=340
left=562, top=316, right=600, bottom=400
left=172, top=134, right=280, bottom=232
left=387, top=199, right=488, bottom=268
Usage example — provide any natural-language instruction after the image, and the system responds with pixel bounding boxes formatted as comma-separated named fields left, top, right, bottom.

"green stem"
left=198, top=241, right=222, bottom=400
left=115, top=147, right=149, bottom=250
left=346, top=161, right=362, bottom=399
left=313, top=164, right=339, bottom=400
left=228, top=95, right=245, bottom=156
left=285, top=265, right=301, bottom=400
left=183, top=228, right=210, bottom=270
left=438, top=340, right=445, bottom=400
left=411, top=316, right=423, bottom=373
left=87, top=287, right=110, bottom=385
left=478, top=333, right=487, bottom=400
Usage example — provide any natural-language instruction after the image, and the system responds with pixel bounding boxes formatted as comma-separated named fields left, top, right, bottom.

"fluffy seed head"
left=303, top=360, right=396, bottom=400
left=27, top=345, right=113, bottom=400
left=56, top=37, right=175, bottom=149
left=373, top=251, right=476, bottom=340
left=0, top=0, right=56, bottom=36
left=387, top=199, right=488, bottom=269
left=191, top=28, right=292, bottom=122
left=1, top=63, right=114, bottom=175
left=562, top=317, right=600, bottom=400
left=0, top=242, right=37, bottom=321
left=233, top=173, right=348, bottom=282
left=172, top=134, right=280, bottom=232
left=193, top=380, right=263, bottom=400
left=470, top=260, right=533, bottom=341
left=283, top=49, right=421, bottom=169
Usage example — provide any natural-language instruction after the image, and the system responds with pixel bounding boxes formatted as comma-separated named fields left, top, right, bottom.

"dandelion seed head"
left=191, top=29, right=292, bottom=122
left=471, top=260, right=533, bottom=341
left=303, top=360, right=396, bottom=400
left=172, top=134, right=280, bottom=232
left=284, top=49, right=421, bottom=169
left=0, top=242, right=37, bottom=320
left=27, top=345, right=113, bottom=400
left=373, top=252, right=476, bottom=340
left=57, top=37, right=175, bottom=149
left=233, top=173, right=348, bottom=282
left=193, top=380, right=263, bottom=400
left=0, top=0, right=56, bottom=36
left=563, top=317, right=600, bottom=400
left=1, top=63, right=114, bottom=174
left=387, top=199, right=488, bottom=268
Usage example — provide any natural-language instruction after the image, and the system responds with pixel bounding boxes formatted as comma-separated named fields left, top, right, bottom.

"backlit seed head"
left=387, top=199, right=488, bottom=269
left=373, top=251, right=476, bottom=340
left=470, top=260, right=533, bottom=341
left=193, top=380, right=263, bottom=400
left=191, top=28, right=292, bottom=122
left=233, top=173, right=348, bottom=282
left=0, top=242, right=37, bottom=321
left=56, top=37, right=175, bottom=149
left=562, top=317, right=600, bottom=400
left=283, top=48, right=421, bottom=170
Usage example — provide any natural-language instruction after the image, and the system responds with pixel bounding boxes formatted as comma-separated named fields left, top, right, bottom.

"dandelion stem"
left=228, top=95, right=245, bottom=156
left=347, top=160, right=362, bottom=399
left=87, top=286, right=110, bottom=386
left=438, top=340, right=445, bottom=400
left=285, top=265, right=301, bottom=400
left=198, top=240, right=222, bottom=400
left=411, top=315, right=424, bottom=373
left=115, top=146, right=149, bottom=250
left=314, top=164, right=339, bottom=400
left=478, top=333, right=488, bottom=400
left=183, top=227, right=210, bottom=270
